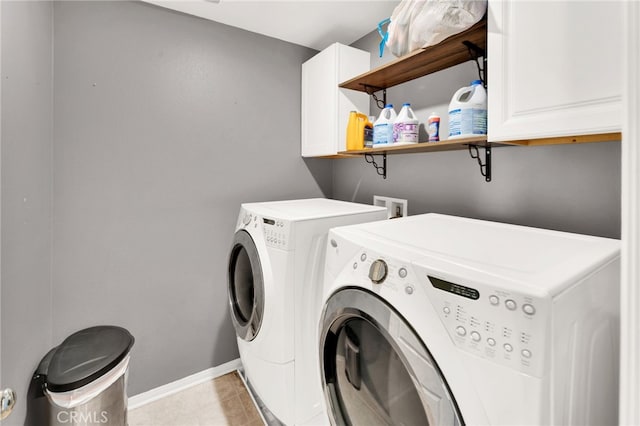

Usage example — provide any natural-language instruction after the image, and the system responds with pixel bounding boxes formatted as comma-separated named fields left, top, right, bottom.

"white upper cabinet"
left=301, top=43, right=370, bottom=157
left=488, top=1, right=623, bottom=141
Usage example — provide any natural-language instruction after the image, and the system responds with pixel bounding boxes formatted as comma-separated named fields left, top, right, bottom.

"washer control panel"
left=420, top=272, right=548, bottom=378
left=340, top=246, right=548, bottom=377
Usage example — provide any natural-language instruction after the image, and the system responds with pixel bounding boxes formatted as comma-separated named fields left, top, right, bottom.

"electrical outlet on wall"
left=373, top=196, right=408, bottom=219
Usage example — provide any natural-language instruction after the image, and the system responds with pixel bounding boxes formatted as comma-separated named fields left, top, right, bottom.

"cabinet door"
left=301, top=43, right=369, bottom=157
left=488, top=1, right=623, bottom=141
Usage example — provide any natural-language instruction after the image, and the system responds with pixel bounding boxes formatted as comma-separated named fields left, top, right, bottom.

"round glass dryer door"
left=227, top=230, right=264, bottom=341
left=320, top=288, right=464, bottom=426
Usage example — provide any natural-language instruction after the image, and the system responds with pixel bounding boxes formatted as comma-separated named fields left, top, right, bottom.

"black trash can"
left=34, top=326, right=134, bottom=426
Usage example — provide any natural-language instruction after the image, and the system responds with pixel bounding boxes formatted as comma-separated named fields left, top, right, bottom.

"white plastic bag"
left=386, top=0, right=487, bottom=57
left=46, top=356, right=130, bottom=408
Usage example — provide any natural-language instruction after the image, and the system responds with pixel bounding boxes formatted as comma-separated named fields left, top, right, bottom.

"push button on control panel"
left=471, top=331, right=481, bottom=342
left=489, top=295, right=500, bottom=306
left=455, top=326, right=467, bottom=337
left=505, top=299, right=517, bottom=311
left=522, top=303, right=536, bottom=315
left=398, top=267, right=408, bottom=278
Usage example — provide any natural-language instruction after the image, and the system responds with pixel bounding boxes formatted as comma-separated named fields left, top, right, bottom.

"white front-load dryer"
left=319, top=213, right=620, bottom=426
left=227, top=198, right=386, bottom=425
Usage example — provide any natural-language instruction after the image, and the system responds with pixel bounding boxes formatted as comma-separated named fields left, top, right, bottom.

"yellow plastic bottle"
left=346, top=111, right=371, bottom=151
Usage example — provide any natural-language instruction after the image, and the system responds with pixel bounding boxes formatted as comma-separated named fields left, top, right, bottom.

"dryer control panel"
left=261, top=216, right=291, bottom=250
left=238, top=210, right=291, bottom=250
left=416, top=269, right=549, bottom=378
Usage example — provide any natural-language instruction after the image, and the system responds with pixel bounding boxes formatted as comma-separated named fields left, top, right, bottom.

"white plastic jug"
left=393, top=103, right=419, bottom=144
left=448, top=80, right=487, bottom=139
left=373, top=104, right=397, bottom=146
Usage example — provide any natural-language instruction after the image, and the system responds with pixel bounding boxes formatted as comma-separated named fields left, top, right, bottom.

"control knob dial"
left=368, top=259, right=388, bottom=284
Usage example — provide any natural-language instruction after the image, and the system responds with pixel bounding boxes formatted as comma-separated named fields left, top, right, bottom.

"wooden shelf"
left=339, top=18, right=487, bottom=93
left=335, top=132, right=621, bottom=158
left=333, top=134, right=620, bottom=182
left=499, top=132, right=622, bottom=147
left=338, top=136, right=492, bottom=156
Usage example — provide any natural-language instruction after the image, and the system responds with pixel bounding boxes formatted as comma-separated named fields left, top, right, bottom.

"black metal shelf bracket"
left=463, top=40, right=487, bottom=88
left=363, top=85, right=387, bottom=110
left=468, top=144, right=491, bottom=182
left=364, top=153, right=387, bottom=179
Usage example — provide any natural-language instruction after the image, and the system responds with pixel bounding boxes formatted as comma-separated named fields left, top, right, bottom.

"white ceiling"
left=142, top=0, right=400, bottom=51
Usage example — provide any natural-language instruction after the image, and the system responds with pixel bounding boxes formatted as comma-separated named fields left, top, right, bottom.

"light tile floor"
left=128, top=371, right=265, bottom=426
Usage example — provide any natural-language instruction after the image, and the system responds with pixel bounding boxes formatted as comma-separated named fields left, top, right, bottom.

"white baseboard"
left=128, top=358, right=243, bottom=410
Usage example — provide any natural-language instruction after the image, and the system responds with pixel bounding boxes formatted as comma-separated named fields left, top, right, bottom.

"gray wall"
left=1, top=1, right=54, bottom=424
left=332, top=31, right=621, bottom=239
left=2, top=1, right=330, bottom=420
left=51, top=1, right=330, bottom=396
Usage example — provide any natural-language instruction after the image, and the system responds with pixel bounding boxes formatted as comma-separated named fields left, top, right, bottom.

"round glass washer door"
left=320, top=288, right=464, bottom=426
left=227, top=230, right=264, bottom=341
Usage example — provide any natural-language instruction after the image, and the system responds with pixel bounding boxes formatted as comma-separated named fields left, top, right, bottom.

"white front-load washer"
left=319, top=213, right=620, bottom=425
left=227, top=198, right=387, bottom=425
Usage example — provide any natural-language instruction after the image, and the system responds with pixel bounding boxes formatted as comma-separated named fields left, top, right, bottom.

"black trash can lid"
left=47, top=326, right=134, bottom=392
